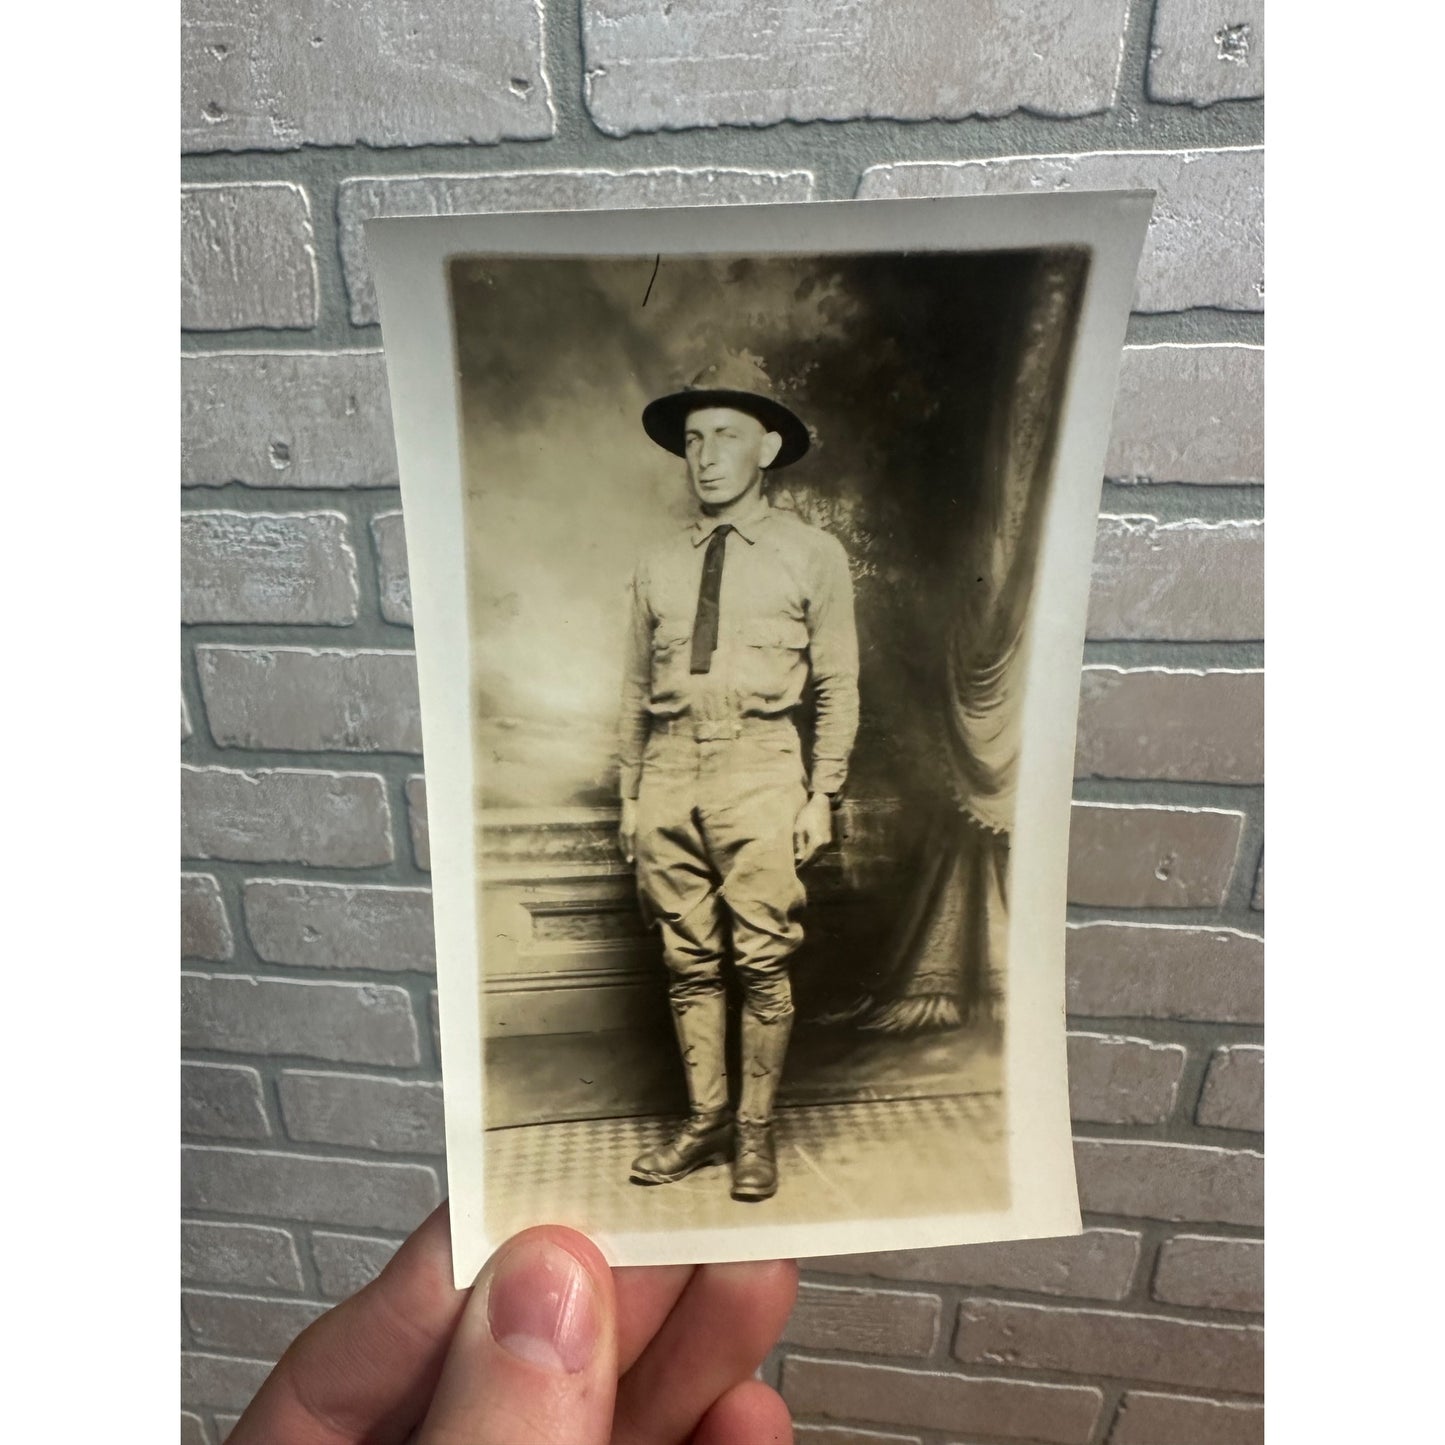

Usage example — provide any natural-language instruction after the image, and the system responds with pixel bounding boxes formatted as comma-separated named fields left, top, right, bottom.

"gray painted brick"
left=859, top=148, right=1264, bottom=312
left=1153, top=1234, right=1263, bottom=1313
left=581, top=2, right=1130, bottom=136
left=311, top=1231, right=402, bottom=1299
left=181, top=1412, right=209, bottom=1445
left=1107, top=344, right=1263, bottom=485
left=181, top=510, right=359, bottom=626
left=181, top=182, right=317, bottom=330
left=182, top=873, right=234, bottom=961
left=279, top=1070, right=444, bottom=1153
left=1075, top=1140, right=1263, bottom=1226
left=181, top=765, right=393, bottom=868
left=180, top=1351, right=272, bottom=1411
left=182, top=972, right=420, bottom=1066
left=197, top=646, right=422, bottom=754
left=1111, top=1390, right=1263, bottom=1445
left=338, top=168, right=816, bottom=325
left=1197, top=1044, right=1264, bottom=1131
left=406, top=775, right=429, bottom=870
left=781, top=1356, right=1102, bottom=1443
left=1066, top=923, right=1264, bottom=1024
left=1068, top=804, right=1244, bottom=909
left=784, top=1282, right=940, bottom=1359
left=795, top=1427, right=921, bottom=1445
left=181, top=351, right=397, bottom=489
left=371, top=511, right=412, bottom=625
left=1089, top=517, right=1264, bottom=642
left=181, top=1220, right=304, bottom=1292
left=182, top=1061, right=270, bottom=1140
left=1076, top=668, right=1263, bottom=783
left=1067, top=1033, right=1185, bottom=1126
left=183, top=1145, right=441, bottom=1232
left=955, top=1299, right=1262, bottom=1394
left=181, top=0, right=553, bottom=151
left=244, top=879, right=435, bottom=973
left=816, top=1229, right=1140, bottom=1303
left=184, top=1290, right=327, bottom=1362
left=1149, top=0, right=1265, bottom=106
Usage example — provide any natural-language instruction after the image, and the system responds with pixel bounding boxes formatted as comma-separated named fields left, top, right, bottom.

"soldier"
left=617, top=354, right=860, bottom=1202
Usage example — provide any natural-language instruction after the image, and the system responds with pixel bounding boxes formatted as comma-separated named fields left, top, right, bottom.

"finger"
left=690, top=1379, right=794, bottom=1445
left=612, top=1263, right=696, bottom=1373
left=611, top=1259, right=799, bottom=1445
left=226, top=1202, right=464, bottom=1445
left=416, top=1226, right=616, bottom=1445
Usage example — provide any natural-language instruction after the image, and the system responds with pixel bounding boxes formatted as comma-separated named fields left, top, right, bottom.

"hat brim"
left=641, top=388, right=810, bottom=469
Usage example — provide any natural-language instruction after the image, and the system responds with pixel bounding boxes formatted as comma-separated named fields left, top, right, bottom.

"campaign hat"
left=642, top=353, right=810, bottom=469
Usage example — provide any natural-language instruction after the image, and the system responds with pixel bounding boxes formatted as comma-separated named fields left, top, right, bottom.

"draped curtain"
left=836, top=254, right=1086, bottom=1034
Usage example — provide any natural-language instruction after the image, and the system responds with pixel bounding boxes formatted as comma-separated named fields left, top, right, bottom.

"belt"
left=652, top=716, right=797, bottom=743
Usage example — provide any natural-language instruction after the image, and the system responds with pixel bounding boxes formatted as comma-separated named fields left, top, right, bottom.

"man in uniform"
left=616, top=354, right=859, bottom=1202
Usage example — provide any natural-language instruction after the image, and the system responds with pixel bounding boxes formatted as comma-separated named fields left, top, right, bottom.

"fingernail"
left=487, top=1238, right=599, bottom=1374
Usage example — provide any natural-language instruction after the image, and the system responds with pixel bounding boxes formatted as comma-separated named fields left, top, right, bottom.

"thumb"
left=417, top=1226, right=617, bottom=1445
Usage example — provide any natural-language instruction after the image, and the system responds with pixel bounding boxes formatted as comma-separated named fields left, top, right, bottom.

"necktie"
left=689, top=524, right=733, bottom=674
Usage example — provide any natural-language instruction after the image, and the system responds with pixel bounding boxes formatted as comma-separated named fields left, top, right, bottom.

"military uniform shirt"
left=619, top=499, right=860, bottom=800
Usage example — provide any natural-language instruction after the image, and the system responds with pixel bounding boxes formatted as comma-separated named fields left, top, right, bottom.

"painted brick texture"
left=180, top=0, right=1263, bottom=1428
left=181, top=182, right=318, bottom=330
left=311, top=1232, right=403, bottom=1299
left=1107, top=344, right=1264, bottom=485
left=1149, top=0, right=1266, bottom=106
left=1110, top=1389, right=1264, bottom=1444
left=954, top=1299, right=1263, bottom=1394
left=182, top=972, right=420, bottom=1065
left=181, top=765, right=393, bottom=867
left=180, top=0, right=554, bottom=151
left=196, top=645, right=422, bottom=754
left=581, top=2, right=1132, bottom=134
left=816, top=1229, right=1141, bottom=1302
left=180, top=511, right=359, bottom=626
left=181, top=351, right=397, bottom=489
left=244, top=880, right=436, bottom=972
left=181, top=1221, right=304, bottom=1292
left=182, top=1146, right=441, bottom=1232
left=782, top=1356, right=1103, bottom=1442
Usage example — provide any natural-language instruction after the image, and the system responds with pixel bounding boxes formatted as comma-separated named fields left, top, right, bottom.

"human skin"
left=222, top=1203, right=799, bottom=1444
left=618, top=405, right=833, bottom=866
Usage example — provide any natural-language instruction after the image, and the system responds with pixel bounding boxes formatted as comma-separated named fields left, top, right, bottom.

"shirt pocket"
left=648, top=632, right=694, bottom=707
left=737, top=617, right=810, bottom=708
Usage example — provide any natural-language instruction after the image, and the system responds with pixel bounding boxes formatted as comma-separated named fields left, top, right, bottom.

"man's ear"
left=759, top=430, right=783, bottom=469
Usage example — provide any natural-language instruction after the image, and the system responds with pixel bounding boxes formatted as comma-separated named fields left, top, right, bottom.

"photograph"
left=367, top=194, right=1151, bottom=1279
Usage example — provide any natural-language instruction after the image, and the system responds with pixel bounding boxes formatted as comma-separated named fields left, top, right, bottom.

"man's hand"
left=793, top=792, right=833, bottom=867
left=618, top=797, right=638, bottom=864
left=223, top=1203, right=798, bottom=1445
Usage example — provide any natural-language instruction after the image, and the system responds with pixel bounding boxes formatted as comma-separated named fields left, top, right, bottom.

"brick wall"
left=180, top=4, right=1264, bottom=1442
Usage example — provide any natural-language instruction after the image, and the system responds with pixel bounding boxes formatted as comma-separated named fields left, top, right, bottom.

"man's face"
left=683, top=407, right=782, bottom=508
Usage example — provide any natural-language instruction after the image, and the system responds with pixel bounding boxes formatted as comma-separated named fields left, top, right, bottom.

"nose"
left=698, top=433, right=719, bottom=469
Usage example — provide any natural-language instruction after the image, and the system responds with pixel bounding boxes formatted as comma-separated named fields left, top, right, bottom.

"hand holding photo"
left=366, top=193, right=1151, bottom=1281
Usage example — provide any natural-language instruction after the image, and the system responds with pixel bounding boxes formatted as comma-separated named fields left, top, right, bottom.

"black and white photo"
left=367, top=193, right=1151, bottom=1278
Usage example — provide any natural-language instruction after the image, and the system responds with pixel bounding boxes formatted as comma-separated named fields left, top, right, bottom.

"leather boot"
left=631, top=993, right=731, bottom=1185
left=731, top=1010, right=793, bottom=1201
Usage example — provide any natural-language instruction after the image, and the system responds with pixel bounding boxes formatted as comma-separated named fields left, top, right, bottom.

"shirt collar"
left=691, top=497, right=773, bottom=547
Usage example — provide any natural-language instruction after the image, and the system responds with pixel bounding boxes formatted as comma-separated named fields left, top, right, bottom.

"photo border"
left=366, top=192, right=1153, bottom=1285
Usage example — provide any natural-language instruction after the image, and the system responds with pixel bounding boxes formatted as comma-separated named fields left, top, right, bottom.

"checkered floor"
left=483, top=1091, right=1007, bottom=1240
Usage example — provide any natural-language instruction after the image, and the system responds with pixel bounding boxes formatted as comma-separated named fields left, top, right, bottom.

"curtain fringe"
left=859, top=993, right=965, bottom=1035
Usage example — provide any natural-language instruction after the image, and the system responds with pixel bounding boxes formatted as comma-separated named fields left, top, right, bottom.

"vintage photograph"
left=367, top=196, right=1151, bottom=1278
